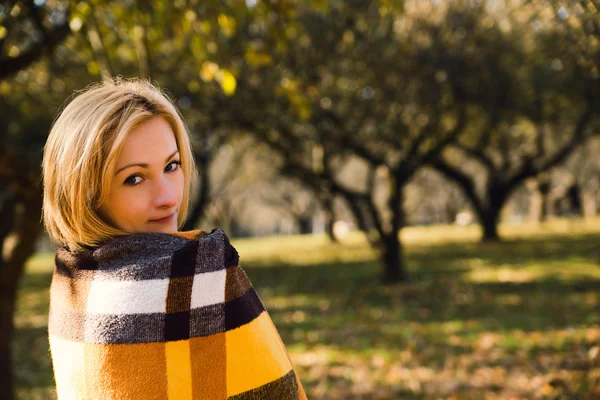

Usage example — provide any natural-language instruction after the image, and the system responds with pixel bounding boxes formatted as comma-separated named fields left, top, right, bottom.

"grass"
left=13, top=218, right=600, bottom=399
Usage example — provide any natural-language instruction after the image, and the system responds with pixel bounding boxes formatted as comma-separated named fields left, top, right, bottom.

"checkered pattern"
left=48, top=229, right=306, bottom=400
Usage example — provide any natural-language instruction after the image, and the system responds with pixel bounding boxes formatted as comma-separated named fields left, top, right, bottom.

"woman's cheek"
left=118, top=189, right=145, bottom=224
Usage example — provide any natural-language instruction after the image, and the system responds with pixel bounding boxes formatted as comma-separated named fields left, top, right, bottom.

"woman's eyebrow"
left=114, top=149, right=179, bottom=176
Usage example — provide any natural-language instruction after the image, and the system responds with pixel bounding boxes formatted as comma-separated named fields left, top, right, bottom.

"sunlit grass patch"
left=466, top=261, right=600, bottom=283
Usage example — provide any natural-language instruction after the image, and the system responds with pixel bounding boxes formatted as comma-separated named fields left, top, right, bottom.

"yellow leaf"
left=218, top=69, right=237, bottom=95
left=8, top=45, right=20, bottom=58
left=185, top=10, right=196, bottom=22
left=200, top=61, right=219, bottom=82
left=217, top=14, right=236, bottom=37
left=69, top=17, right=83, bottom=32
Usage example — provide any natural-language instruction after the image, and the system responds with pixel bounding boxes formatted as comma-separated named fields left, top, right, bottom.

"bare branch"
left=0, top=6, right=71, bottom=80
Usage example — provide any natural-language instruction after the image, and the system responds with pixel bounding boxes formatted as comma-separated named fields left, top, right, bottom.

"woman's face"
left=100, top=116, right=184, bottom=233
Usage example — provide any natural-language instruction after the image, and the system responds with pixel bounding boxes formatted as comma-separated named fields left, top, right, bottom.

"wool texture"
left=48, top=228, right=307, bottom=400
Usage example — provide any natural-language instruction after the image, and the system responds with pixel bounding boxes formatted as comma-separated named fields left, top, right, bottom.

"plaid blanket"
left=48, top=228, right=306, bottom=399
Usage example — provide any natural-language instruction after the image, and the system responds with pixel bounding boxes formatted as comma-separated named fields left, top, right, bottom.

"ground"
left=13, top=218, right=600, bottom=399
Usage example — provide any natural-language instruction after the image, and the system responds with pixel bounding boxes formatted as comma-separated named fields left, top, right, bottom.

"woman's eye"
left=124, top=175, right=143, bottom=186
left=165, top=160, right=181, bottom=172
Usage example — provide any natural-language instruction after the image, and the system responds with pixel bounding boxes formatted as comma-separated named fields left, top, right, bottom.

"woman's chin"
left=151, top=224, right=178, bottom=233
left=136, top=222, right=179, bottom=234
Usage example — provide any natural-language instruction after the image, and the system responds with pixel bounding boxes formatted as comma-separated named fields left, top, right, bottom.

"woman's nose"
left=153, top=177, right=177, bottom=208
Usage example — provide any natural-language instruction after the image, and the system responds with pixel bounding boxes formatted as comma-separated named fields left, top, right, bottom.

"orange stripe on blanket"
left=50, top=334, right=169, bottom=399
left=166, top=340, right=193, bottom=400
left=226, top=311, right=293, bottom=397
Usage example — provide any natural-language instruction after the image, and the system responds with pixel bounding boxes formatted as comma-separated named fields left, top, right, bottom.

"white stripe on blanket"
left=86, top=279, right=170, bottom=314
left=191, top=269, right=227, bottom=308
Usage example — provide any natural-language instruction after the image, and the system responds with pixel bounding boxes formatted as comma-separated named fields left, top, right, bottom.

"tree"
left=423, top=3, right=595, bottom=240
left=221, top=0, right=469, bottom=282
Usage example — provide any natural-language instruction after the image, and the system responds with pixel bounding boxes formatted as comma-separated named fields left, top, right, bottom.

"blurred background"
left=1, top=0, right=600, bottom=398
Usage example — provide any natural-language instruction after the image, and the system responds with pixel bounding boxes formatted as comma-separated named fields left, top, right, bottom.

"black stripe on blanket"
left=228, top=369, right=299, bottom=400
left=48, top=287, right=264, bottom=344
left=225, top=287, right=265, bottom=331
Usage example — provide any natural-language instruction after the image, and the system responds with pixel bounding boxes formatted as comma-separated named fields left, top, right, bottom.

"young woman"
left=42, top=78, right=306, bottom=400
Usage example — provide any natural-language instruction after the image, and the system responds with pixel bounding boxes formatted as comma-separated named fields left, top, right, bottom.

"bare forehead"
left=119, top=117, right=178, bottom=158
left=122, top=117, right=177, bottom=153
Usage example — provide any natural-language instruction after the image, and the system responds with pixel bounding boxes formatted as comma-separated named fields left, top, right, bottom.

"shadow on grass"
left=243, top=234, right=599, bottom=367
left=246, top=261, right=598, bottom=338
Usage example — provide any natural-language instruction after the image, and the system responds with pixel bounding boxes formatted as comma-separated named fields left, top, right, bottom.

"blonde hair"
left=42, top=78, right=197, bottom=251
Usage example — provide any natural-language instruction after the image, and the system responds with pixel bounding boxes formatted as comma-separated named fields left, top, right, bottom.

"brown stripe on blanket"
left=228, top=369, right=300, bottom=400
left=225, top=266, right=253, bottom=302
left=190, top=332, right=227, bottom=399
left=165, top=238, right=197, bottom=346
left=166, top=276, right=194, bottom=313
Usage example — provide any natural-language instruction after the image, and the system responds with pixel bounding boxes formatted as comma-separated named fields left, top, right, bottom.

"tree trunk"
left=0, top=191, right=17, bottom=259
left=297, top=216, right=312, bottom=234
left=428, top=160, right=505, bottom=242
left=0, top=198, right=18, bottom=400
left=0, top=280, right=18, bottom=400
left=480, top=209, right=501, bottom=241
left=566, top=183, right=583, bottom=216
left=321, top=195, right=338, bottom=243
left=526, top=177, right=552, bottom=223
left=381, top=233, right=408, bottom=284
left=540, top=189, right=551, bottom=221
left=381, top=185, right=409, bottom=284
left=474, top=183, right=509, bottom=242
left=0, top=197, right=42, bottom=400
left=538, top=178, right=552, bottom=222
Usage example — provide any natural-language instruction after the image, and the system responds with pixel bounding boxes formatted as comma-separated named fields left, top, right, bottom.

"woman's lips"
left=149, top=213, right=175, bottom=224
